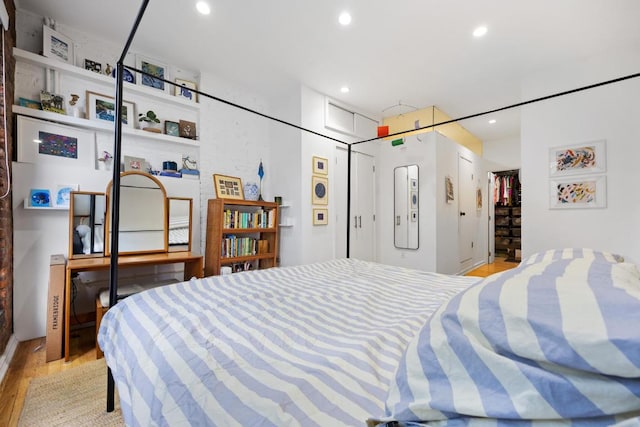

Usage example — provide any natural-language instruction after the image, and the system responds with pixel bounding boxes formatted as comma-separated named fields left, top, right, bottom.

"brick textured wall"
left=0, top=0, right=16, bottom=355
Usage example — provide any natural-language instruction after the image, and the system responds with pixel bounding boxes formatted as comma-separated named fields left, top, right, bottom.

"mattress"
left=98, top=258, right=478, bottom=426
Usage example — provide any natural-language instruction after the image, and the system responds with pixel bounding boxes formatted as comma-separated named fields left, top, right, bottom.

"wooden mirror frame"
left=68, top=191, right=107, bottom=259
left=104, top=171, right=169, bottom=256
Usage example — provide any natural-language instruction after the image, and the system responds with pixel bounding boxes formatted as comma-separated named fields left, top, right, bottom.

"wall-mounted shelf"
left=23, top=199, right=68, bottom=210
left=13, top=105, right=200, bottom=147
left=13, top=47, right=200, bottom=112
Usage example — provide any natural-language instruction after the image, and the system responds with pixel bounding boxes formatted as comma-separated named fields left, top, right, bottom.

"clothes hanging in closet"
left=494, top=173, right=521, bottom=206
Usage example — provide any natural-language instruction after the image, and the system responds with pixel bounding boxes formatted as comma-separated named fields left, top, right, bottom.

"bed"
left=97, top=258, right=478, bottom=426
left=98, top=250, right=640, bottom=426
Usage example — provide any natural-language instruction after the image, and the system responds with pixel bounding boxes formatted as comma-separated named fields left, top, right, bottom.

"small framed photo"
left=312, top=156, right=328, bottom=175
left=313, top=208, right=328, bottom=225
left=85, top=91, right=136, bottom=127
left=54, top=184, right=78, bottom=208
left=18, top=97, right=41, bottom=110
left=213, top=174, right=244, bottom=200
left=311, top=175, right=328, bottom=205
left=40, top=90, right=65, bottom=114
left=550, top=175, right=606, bottom=209
left=549, top=140, right=606, bottom=177
left=136, top=54, right=169, bottom=92
left=123, top=155, right=146, bottom=172
left=179, top=120, right=197, bottom=139
left=84, top=59, right=102, bottom=74
left=175, top=78, right=197, bottom=102
left=476, top=188, right=483, bottom=210
left=29, top=188, right=51, bottom=207
left=164, top=120, right=180, bottom=137
left=43, top=26, right=74, bottom=64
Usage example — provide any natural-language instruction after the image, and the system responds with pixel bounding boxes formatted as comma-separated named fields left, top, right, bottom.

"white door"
left=352, top=152, right=375, bottom=261
left=334, top=147, right=348, bottom=258
left=458, top=155, right=475, bottom=263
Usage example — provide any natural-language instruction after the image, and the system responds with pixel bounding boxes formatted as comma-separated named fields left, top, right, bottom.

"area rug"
left=19, top=359, right=123, bottom=426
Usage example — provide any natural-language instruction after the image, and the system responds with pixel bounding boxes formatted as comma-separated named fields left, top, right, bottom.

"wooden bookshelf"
left=205, top=198, right=279, bottom=276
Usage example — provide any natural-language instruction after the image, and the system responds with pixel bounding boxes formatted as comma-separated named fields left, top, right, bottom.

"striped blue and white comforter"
left=98, top=258, right=478, bottom=426
left=376, top=250, right=640, bottom=426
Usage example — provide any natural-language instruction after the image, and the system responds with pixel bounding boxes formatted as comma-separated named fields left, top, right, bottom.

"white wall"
left=521, top=47, right=640, bottom=264
left=376, top=133, right=489, bottom=274
left=483, top=136, right=521, bottom=170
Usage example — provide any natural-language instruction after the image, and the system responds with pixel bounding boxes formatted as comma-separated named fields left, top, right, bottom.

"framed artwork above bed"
left=549, top=175, right=607, bottom=209
left=549, top=140, right=606, bottom=177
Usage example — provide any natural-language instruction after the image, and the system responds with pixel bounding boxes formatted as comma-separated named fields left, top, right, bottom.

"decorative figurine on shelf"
left=67, top=93, right=81, bottom=117
left=138, top=110, right=161, bottom=133
left=179, top=155, right=200, bottom=180
left=257, top=159, right=264, bottom=201
left=104, top=63, right=113, bottom=76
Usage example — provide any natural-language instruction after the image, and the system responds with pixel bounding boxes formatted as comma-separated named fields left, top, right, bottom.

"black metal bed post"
left=346, top=144, right=352, bottom=258
left=106, top=0, right=150, bottom=413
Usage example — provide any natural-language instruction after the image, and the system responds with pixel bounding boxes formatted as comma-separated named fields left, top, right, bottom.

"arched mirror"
left=394, top=164, right=419, bottom=249
left=68, top=191, right=106, bottom=258
left=168, top=197, right=192, bottom=252
left=105, top=171, right=168, bottom=255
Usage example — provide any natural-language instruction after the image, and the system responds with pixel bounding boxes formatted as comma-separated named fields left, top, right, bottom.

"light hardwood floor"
left=0, top=326, right=97, bottom=427
left=0, top=257, right=516, bottom=425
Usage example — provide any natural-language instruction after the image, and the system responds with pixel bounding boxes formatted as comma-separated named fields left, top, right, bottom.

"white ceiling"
left=15, top=0, right=640, bottom=142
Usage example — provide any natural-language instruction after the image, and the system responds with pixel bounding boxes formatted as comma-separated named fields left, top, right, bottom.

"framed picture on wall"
left=313, top=208, right=328, bottom=225
left=549, top=140, right=606, bottom=177
left=17, top=116, right=95, bottom=166
left=85, top=91, right=136, bottom=127
left=164, top=120, right=180, bottom=137
left=312, top=156, right=328, bottom=175
left=136, top=54, right=169, bottom=92
left=123, top=155, right=147, bottom=172
left=29, top=189, right=51, bottom=207
left=311, top=175, right=328, bottom=205
left=43, top=26, right=74, bottom=64
left=213, top=174, right=244, bottom=200
left=549, top=175, right=607, bottom=209
left=445, top=175, right=454, bottom=203
left=175, top=78, right=198, bottom=102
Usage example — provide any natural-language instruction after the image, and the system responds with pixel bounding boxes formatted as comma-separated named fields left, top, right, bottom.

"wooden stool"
left=95, top=296, right=108, bottom=359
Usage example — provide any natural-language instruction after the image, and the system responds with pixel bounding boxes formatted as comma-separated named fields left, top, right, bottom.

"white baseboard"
left=0, top=335, right=18, bottom=385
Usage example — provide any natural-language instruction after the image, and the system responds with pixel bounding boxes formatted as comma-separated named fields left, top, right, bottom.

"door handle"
left=358, top=216, right=362, bottom=228
left=460, top=212, right=466, bottom=216
left=396, top=216, right=401, bottom=226
left=355, top=216, right=358, bottom=228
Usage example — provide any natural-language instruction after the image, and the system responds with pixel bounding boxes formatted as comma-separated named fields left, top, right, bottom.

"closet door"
left=351, top=152, right=375, bottom=261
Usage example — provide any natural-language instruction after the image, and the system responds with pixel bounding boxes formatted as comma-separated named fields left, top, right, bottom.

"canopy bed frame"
left=104, top=0, right=640, bottom=420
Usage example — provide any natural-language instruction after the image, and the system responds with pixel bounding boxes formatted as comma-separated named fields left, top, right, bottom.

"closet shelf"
left=14, top=47, right=201, bottom=112
left=13, top=105, right=200, bottom=147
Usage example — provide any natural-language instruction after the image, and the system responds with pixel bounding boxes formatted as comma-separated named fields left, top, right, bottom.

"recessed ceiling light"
left=488, top=119, right=496, bottom=124
left=338, top=12, right=352, bottom=26
left=473, top=26, right=488, bottom=37
left=340, top=86, right=350, bottom=93
left=196, top=1, right=211, bottom=15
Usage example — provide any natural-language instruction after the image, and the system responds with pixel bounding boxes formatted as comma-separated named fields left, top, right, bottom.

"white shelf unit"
left=278, top=204, right=294, bottom=227
left=12, top=105, right=199, bottom=147
left=23, top=199, right=68, bottom=210
left=13, top=47, right=201, bottom=147
left=14, top=48, right=201, bottom=110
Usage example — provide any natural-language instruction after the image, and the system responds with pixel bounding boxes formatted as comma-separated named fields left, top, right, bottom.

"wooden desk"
left=64, top=251, right=203, bottom=361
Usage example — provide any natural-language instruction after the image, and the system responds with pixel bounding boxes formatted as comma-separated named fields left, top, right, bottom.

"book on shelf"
left=220, top=235, right=258, bottom=258
left=223, top=208, right=275, bottom=229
